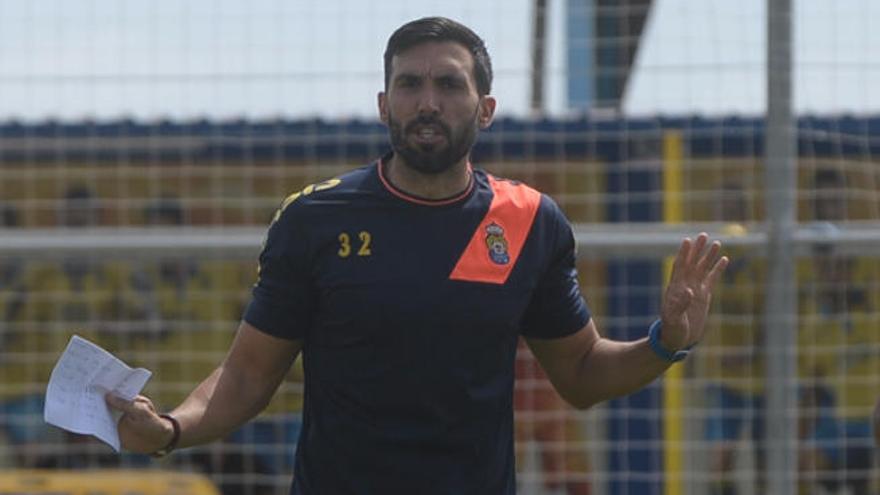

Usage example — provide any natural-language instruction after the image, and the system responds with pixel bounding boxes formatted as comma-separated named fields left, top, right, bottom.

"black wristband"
left=151, top=413, right=181, bottom=458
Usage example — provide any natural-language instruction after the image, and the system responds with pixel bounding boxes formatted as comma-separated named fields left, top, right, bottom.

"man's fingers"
left=105, top=393, right=135, bottom=412
left=705, top=255, right=729, bottom=291
left=671, top=237, right=692, bottom=280
left=674, top=233, right=724, bottom=278
left=689, top=233, right=708, bottom=265
left=106, top=394, right=154, bottom=417
left=696, top=240, right=722, bottom=275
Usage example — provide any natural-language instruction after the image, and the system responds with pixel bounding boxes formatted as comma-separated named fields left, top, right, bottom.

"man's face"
left=379, top=41, right=495, bottom=174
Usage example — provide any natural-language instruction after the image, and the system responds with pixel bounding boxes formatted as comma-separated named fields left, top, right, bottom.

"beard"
left=387, top=108, right=479, bottom=175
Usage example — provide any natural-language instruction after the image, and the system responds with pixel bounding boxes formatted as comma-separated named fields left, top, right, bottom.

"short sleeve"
left=520, top=198, right=591, bottom=339
left=242, top=203, right=313, bottom=341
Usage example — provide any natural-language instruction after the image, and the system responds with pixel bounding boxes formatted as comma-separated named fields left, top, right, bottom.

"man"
left=699, top=181, right=765, bottom=495
left=0, top=202, right=39, bottom=466
left=797, top=168, right=876, bottom=495
left=514, top=340, right=592, bottom=494
left=27, top=187, right=131, bottom=469
left=107, top=17, right=728, bottom=494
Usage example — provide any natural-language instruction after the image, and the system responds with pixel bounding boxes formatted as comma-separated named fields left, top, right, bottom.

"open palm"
left=660, top=233, right=728, bottom=350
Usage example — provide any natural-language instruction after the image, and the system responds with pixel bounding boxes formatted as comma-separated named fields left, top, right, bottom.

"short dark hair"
left=384, top=17, right=493, bottom=96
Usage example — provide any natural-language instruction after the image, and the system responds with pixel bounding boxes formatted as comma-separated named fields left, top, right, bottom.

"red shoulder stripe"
left=449, top=176, right=542, bottom=284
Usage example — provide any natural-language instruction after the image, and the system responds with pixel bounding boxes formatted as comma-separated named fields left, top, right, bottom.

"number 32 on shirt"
left=338, top=231, right=372, bottom=258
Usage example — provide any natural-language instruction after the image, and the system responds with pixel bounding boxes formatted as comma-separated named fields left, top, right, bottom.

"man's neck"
left=384, top=154, right=471, bottom=200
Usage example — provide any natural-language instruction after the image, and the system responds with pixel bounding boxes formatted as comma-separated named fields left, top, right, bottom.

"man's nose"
left=416, top=88, right=440, bottom=115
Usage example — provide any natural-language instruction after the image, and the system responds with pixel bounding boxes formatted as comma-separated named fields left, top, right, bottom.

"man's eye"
left=398, top=78, right=419, bottom=88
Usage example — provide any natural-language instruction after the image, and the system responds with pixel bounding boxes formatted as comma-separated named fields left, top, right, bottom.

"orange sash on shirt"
left=449, top=176, right=542, bottom=285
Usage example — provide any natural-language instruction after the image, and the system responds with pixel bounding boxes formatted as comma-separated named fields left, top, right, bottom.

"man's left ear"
left=478, top=96, right=497, bottom=129
left=377, top=91, right=389, bottom=124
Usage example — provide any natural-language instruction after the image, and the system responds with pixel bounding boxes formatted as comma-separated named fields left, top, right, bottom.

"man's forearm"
left=170, top=363, right=278, bottom=449
left=572, top=337, right=673, bottom=409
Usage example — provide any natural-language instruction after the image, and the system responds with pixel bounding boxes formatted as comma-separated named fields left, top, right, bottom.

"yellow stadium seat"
left=0, top=469, right=220, bottom=495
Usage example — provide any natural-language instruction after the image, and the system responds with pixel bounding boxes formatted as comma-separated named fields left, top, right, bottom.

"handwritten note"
left=44, top=335, right=152, bottom=452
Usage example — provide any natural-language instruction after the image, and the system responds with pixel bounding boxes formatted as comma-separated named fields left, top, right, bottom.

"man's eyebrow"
left=392, top=70, right=470, bottom=87
left=436, top=73, right=467, bottom=84
left=393, top=73, right=422, bottom=82
left=436, top=72, right=465, bottom=80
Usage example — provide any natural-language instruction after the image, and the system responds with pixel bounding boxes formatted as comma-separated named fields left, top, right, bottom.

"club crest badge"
left=485, top=222, right=510, bottom=265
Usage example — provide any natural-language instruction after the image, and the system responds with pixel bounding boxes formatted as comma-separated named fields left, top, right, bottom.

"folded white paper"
left=44, top=335, right=152, bottom=452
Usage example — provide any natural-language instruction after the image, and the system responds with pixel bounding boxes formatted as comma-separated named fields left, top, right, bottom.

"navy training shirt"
left=244, top=155, right=591, bottom=495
